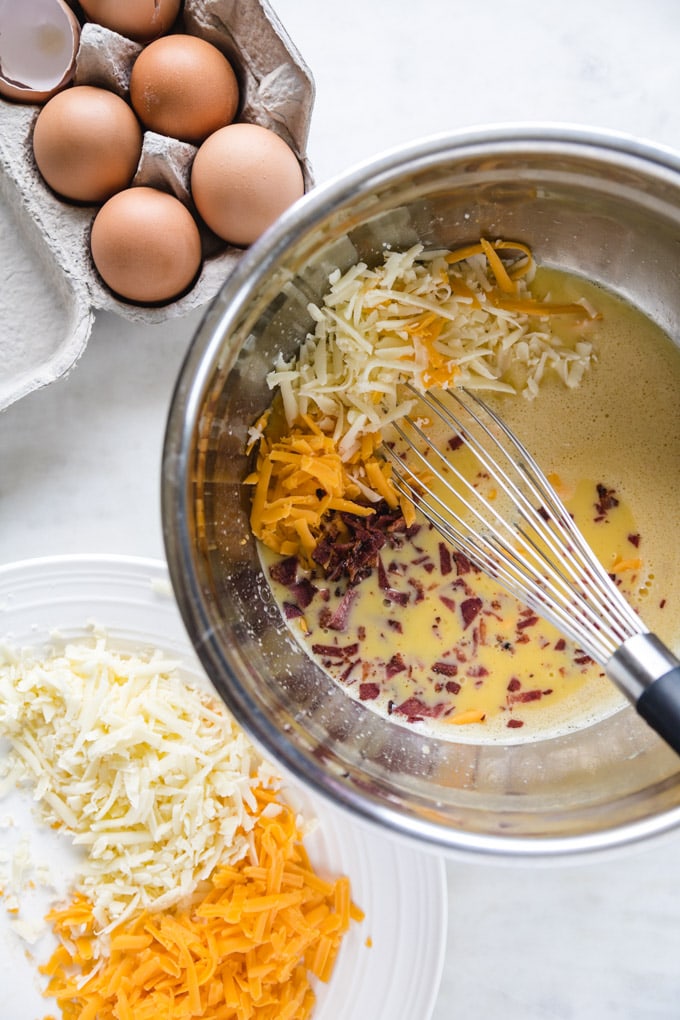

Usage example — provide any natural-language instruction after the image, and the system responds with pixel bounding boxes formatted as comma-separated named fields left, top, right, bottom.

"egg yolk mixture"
left=251, top=247, right=680, bottom=743
left=263, top=477, right=643, bottom=741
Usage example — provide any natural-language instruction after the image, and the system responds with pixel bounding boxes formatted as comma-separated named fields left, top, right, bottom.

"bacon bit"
left=460, top=597, right=483, bottom=629
left=594, top=483, right=619, bottom=519
left=508, top=689, right=543, bottom=704
left=313, top=503, right=408, bottom=586
left=660, top=598, right=667, bottom=610
left=269, top=556, right=299, bottom=586
left=394, top=697, right=444, bottom=722
left=516, top=614, right=539, bottom=631
left=507, top=677, right=521, bottom=692
left=290, top=578, right=318, bottom=609
left=507, top=718, right=524, bottom=728
left=432, top=661, right=458, bottom=677
left=283, top=602, right=304, bottom=620
left=359, top=683, right=380, bottom=701
left=339, top=661, right=359, bottom=684
left=554, top=638, right=566, bottom=651
left=628, top=533, right=641, bottom=548
left=439, top=595, right=457, bottom=614
left=448, top=434, right=464, bottom=452
left=311, top=642, right=359, bottom=659
left=385, top=653, right=407, bottom=679
left=445, top=680, right=461, bottom=694
left=467, top=665, right=489, bottom=678
left=452, top=551, right=473, bottom=575
left=324, top=587, right=358, bottom=631
left=393, top=697, right=430, bottom=722
left=377, top=557, right=410, bottom=605
left=387, top=619, right=403, bottom=633
left=438, top=543, right=452, bottom=575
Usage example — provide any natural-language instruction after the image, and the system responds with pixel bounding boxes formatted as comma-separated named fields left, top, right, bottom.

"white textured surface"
left=2, top=1, right=680, bottom=1017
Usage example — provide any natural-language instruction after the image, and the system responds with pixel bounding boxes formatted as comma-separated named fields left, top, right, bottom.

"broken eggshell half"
left=0, top=0, right=80, bottom=103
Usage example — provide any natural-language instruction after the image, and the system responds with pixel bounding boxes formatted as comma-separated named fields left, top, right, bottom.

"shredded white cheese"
left=266, top=244, right=595, bottom=460
left=0, top=639, right=279, bottom=931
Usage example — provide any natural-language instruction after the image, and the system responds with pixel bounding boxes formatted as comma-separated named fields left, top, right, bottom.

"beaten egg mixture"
left=256, top=257, right=680, bottom=743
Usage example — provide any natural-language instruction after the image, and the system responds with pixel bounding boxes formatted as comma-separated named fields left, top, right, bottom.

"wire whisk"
left=382, top=384, right=680, bottom=755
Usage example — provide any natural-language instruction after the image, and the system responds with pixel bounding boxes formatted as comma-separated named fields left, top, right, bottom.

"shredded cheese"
left=245, top=417, right=410, bottom=560
left=40, top=791, right=363, bottom=1020
left=249, top=239, right=596, bottom=561
left=265, top=240, right=596, bottom=461
left=0, top=640, right=279, bottom=932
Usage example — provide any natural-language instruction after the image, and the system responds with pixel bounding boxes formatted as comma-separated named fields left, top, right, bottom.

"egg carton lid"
left=0, top=0, right=314, bottom=413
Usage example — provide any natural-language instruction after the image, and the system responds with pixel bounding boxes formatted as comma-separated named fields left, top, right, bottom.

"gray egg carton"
left=0, top=0, right=314, bottom=412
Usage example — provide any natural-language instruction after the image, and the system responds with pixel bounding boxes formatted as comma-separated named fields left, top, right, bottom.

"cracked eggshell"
left=0, top=0, right=80, bottom=103
left=0, top=0, right=314, bottom=412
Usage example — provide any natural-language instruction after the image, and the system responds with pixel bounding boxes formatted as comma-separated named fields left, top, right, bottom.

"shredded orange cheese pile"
left=246, top=414, right=413, bottom=563
left=41, top=791, right=363, bottom=1020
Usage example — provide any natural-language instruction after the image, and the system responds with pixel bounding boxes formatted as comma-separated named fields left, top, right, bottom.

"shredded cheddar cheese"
left=245, top=418, right=414, bottom=562
left=41, top=792, right=363, bottom=1020
left=249, top=240, right=596, bottom=561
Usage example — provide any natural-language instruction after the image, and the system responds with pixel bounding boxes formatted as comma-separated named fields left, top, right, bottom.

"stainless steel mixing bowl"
left=162, top=125, right=680, bottom=858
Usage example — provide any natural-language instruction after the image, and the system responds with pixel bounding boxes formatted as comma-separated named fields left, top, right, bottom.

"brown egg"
left=190, top=123, right=305, bottom=247
left=79, top=0, right=181, bottom=43
left=129, top=35, right=239, bottom=145
left=90, top=187, right=202, bottom=304
left=0, top=0, right=80, bottom=104
left=33, top=85, right=143, bottom=203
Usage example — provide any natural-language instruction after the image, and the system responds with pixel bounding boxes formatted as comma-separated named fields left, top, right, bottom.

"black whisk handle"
left=608, top=634, right=680, bottom=757
left=637, top=666, right=680, bottom=757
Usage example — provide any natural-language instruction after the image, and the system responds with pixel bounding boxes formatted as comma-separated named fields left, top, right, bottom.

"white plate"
left=0, top=554, right=447, bottom=1020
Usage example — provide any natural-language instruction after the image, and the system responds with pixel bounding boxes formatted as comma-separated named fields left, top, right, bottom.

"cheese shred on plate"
left=41, top=789, right=364, bottom=1020
left=247, top=239, right=597, bottom=561
left=0, top=639, right=279, bottom=932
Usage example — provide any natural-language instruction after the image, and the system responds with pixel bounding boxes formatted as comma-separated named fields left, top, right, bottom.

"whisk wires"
left=382, top=384, right=645, bottom=666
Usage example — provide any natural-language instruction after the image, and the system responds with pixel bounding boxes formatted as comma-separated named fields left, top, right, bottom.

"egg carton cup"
left=0, top=0, right=314, bottom=413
